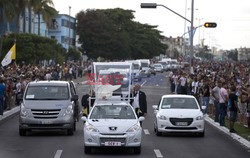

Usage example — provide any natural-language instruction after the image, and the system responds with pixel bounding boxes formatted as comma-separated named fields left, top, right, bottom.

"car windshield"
left=133, top=63, right=140, bottom=70
left=90, top=105, right=136, bottom=119
left=25, top=86, right=69, bottom=100
left=159, top=62, right=166, bottom=66
left=154, top=64, right=161, bottom=67
left=161, top=98, right=198, bottom=109
left=141, top=63, right=148, bottom=67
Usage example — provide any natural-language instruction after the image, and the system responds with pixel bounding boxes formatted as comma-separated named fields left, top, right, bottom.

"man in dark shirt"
left=202, top=79, right=210, bottom=114
left=228, top=86, right=239, bottom=133
left=0, top=78, right=6, bottom=116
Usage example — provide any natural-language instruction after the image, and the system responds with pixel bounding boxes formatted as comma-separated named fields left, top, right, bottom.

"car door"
left=69, top=81, right=80, bottom=121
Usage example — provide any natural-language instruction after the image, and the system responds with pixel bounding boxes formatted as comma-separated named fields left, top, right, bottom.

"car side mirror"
left=138, top=117, right=145, bottom=122
left=152, top=105, right=158, bottom=110
left=17, top=94, right=23, bottom=101
left=201, top=106, right=206, bottom=111
left=72, top=95, right=79, bottom=101
left=81, top=116, right=87, bottom=122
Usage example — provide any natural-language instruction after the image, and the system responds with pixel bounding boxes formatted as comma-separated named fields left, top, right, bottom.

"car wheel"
left=19, top=128, right=26, bottom=136
left=73, top=121, right=76, bottom=131
left=134, top=146, right=141, bottom=154
left=155, top=128, right=162, bottom=136
left=84, top=146, right=91, bottom=154
left=154, top=123, right=162, bottom=136
left=197, top=130, right=205, bottom=137
left=67, top=128, right=74, bottom=136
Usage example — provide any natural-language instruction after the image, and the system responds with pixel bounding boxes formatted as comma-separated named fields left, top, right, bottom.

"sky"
left=53, top=0, right=250, bottom=50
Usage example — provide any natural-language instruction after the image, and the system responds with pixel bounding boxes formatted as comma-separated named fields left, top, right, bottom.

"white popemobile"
left=153, top=95, right=205, bottom=137
left=81, top=62, right=144, bottom=154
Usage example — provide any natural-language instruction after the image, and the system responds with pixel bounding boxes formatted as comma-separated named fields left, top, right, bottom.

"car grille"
left=31, top=109, right=61, bottom=119
left=169, top=118, right=193, bottom=126
left=165, top=127, right=197, bottom=130
left=100, top=138, right=126, bottom=146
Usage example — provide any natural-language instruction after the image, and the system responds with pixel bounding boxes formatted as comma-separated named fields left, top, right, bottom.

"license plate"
left=176, top=122, right=188, bottom=126
left=104, top=142, right=122, bottom=146
left=41, top=121, right=52, bottom=124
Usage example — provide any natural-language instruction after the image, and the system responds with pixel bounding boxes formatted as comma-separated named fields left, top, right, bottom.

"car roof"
left=94, top=101, right=131, bottom=106
left=161, top=94, right=196, bottom=99
left=28, top=80, right=69, bottom=86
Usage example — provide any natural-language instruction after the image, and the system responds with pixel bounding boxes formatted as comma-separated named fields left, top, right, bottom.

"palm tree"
left=15, top=0, right=29, bottom=33
left=0, top=0, right=16, bottom=33
left=29, top=0, right=58, bottom=35
left=0, top=0, right=16, bottom=58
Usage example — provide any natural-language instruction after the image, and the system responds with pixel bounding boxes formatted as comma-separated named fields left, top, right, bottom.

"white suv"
left=153, top=95, right=205, bottom=137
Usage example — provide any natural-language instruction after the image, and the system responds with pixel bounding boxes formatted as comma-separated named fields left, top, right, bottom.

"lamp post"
left=68, top=6, right=71, bottom=53
left=141, top=0, right=195, bottom=73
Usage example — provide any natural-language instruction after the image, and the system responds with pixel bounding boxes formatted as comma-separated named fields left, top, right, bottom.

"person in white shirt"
left=219, top=82, right=228, bottom=126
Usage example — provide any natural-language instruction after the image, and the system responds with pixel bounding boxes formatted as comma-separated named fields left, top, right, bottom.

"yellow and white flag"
left=1, top=44, right=16, bottom=67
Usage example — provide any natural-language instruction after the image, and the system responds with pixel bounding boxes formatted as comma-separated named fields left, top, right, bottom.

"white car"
left=153, top=95, right=205, bottom=137
left=81, top=101, right=144, bottom=154
left=153, top=64, right=164, bottom=73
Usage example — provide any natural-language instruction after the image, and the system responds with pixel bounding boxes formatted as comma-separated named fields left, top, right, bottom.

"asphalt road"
left=0, top=73, right=249, bottom=158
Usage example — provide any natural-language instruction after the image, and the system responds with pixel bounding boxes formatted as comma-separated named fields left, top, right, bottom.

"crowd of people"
left=169, top=60, right=250, bottom=133
left=0, top=61, right=92, bottom=116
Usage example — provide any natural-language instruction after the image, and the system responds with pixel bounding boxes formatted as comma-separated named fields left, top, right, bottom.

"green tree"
left=29, top=0, right=58, bottom=35
left=67, top=47, right=81, bottom=61
left=1, top=33, right=66, bottom=64
left=227, top=49, right=238, bottom=61
left=76, top=8, right=167, bottom=60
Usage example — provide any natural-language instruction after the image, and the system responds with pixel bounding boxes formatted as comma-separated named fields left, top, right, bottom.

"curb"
left=0, top=106, right=20, bottom=123
left=205, top=116, right=250, bottom=149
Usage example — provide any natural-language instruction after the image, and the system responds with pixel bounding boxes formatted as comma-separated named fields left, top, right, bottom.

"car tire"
left=154, top=123, right=162, bottom=136
left=67, top=128, right=74, bottom=136
left=84, top=146, right=91, bottom=154
left=73, top=121, right=76, bottom=131
left=19, top=128, right=26, bottom=136
left=134, top=146, right=141, bottom=154
left=155, top=128, right=162, bottom=136
left=197, top=130, right=205, bottom=137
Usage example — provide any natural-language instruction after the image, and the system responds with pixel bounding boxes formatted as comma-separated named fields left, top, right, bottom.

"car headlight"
left=63, top=105, right=73, bottom=116
left=127, top=124, right=141, bottom=132
left=85, top=124, right=99, bottom=132
left=196, top=116, right=204, bottom=120
left=158, top=115, right=167, bottom=120
left=20, top=103, right=27, bottom=117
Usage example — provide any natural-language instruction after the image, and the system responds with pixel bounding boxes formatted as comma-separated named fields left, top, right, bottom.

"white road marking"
left=141, top=80, right=147, bottom=86
left=154, top=149, right=163, bottom=158
left=54, top=150, right=63, bottom=158
left=144, top=129, right=150, bottom=135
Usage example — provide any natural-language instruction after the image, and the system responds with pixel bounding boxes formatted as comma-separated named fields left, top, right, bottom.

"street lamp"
left=141, top=1, right=195, bottom=74
left=68, top=6, right=71, bottom=53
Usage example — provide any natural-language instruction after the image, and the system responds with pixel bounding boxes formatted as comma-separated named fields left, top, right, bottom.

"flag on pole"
left=1, top=44, right=16, bottom=67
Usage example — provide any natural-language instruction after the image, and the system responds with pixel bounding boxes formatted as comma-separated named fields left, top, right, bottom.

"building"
left=0, top=7, right=35, bottom=35
left=0, top=6, right=76, bottom=51
left=48, top=14, right=76, bottom=51
left=161, top=36, right=188, bottom=58
left=237, top=47, right=250, bottom=61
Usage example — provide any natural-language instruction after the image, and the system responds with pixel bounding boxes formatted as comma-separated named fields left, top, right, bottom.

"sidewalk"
left=0, top=76, right=88, bottom=122
left=205, top=116, right=250, bottom=149
left=0, top=106, right=20, bottom=122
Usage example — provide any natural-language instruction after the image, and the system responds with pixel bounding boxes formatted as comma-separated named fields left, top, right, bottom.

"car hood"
left=23, top=100, right=71, bottom=109
left=158, top=109, right=202, bottom=118
left=87, top=119, right=138, bottom=133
